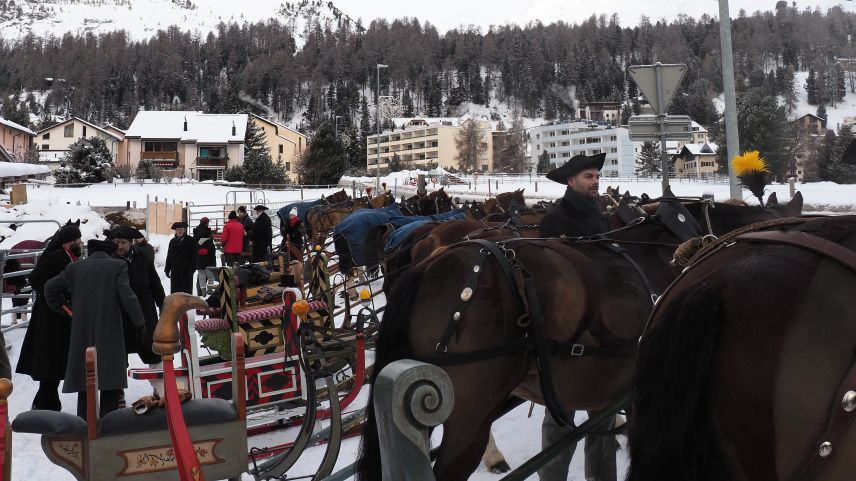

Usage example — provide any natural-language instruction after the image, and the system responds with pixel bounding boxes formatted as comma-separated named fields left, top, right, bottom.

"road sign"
left=628, top=115, right=693, bottom=141
left=628, top=63, right=687, bottom=116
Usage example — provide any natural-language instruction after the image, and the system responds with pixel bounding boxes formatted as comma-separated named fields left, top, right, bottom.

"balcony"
left=196, top=156, right=229, bottom=167
left=142, top=151, right=178, bottom=161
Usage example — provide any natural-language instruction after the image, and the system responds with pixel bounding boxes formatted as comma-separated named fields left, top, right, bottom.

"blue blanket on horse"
left=277, top=199, right=323, bottom=224
left=334, top=207, right=464, bottom=266
left=383, top=210, right=465, bottom=254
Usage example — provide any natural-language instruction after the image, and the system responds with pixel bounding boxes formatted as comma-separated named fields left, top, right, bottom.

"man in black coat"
left=193, top=217, right=217, bottom=295
left=16, top=223, right=82, bottom=411
left=164, top=221, right=196, bottom=294
left=539, top=152, right=609, bottom=238
left=112, top=226, right=166, bottom=365
left=237, top=205, right=254, bottom=260
left=251, top=205, right=273, bottom=262
left=45, top=239, right=145, bottom=419
left=537, top=152, right=616, bottom=481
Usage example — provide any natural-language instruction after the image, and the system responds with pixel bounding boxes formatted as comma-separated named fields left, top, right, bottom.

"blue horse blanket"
left=383, top=211, right=465, bottom=254
left=277, top=199, right=323, bottom=224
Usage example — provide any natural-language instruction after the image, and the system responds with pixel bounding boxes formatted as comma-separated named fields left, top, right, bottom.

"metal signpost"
left=628, top=63, right=692, bottom=192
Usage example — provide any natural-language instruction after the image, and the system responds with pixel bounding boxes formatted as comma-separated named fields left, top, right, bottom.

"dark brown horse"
left=629, top=215, right=856, bottom=481
left=400, top=188, right=454, bottom=215
left=356, top=195, right=805, bottom=481
left=323, top=188, right=350, bottom=205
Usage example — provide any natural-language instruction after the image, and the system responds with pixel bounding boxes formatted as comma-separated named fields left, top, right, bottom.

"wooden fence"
left=147, top=200, right=187, bottom=236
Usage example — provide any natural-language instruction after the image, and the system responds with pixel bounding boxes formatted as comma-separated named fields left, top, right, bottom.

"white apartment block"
left=530, top=121, right=635, bottom=177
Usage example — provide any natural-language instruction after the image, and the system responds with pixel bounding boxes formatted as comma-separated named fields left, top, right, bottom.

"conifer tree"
left=635, top=141, right=662, bottom=175
left=806, top=68, right=819, bottom=105
left=537, top=150, right=552, bottom=173
left=299, top=122, right=347, bottom=185
left=454, top=120, right=485, bottom=172
left=55, top=137, right=115, bottom=184
left=817, top=104, right=828, bottom=125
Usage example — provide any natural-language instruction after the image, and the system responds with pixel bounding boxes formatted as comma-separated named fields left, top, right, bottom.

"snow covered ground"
left=0, top=178, right=851, bottom=480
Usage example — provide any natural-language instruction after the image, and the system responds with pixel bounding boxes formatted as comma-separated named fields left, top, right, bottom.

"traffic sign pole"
left=656, top=65, right=671, bottom=192
left=719, top=0, right=742, bottom=200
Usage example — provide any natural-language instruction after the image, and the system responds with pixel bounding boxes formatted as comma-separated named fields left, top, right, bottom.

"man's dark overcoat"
left=539, top=187, right=609, bottom=238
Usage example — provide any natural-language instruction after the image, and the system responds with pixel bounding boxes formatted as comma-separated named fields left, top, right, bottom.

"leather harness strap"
left=738, top=230, right=856, bottom=273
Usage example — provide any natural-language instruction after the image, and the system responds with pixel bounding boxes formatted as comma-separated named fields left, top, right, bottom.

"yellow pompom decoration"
left=731, top=150, right=769, bottom=177
left=292, top=299, right=310, bottom=317
left=359, top=288, right=371, bottom=301
left=315, top=244, right=322, bottom=252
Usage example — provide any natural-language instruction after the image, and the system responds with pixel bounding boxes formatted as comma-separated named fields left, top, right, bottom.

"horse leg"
left=433, top=413, right=493, bottom=481
left=481, top=431, right=511, bottom=473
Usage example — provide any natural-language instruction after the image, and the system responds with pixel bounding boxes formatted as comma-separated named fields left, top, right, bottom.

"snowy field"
left=0, top=178, right=852, bottom=480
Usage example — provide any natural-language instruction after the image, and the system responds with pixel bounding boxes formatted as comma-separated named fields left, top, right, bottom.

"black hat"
left=56, top=224, right=82, bottom=244
left=102, top=228, right=115, bottom=239
left=545, top=153, right=606, bottom=184
left=253, top=205, right=269, bottom=211
left=237, top=206, right=247, bottom=213
left=112, top=226, right=138, bottom=240
left=171, top=221, right=188, bottom=229
left=228, top=211, right=238, bottom=220
left=87, top=239, right=117, bottom=254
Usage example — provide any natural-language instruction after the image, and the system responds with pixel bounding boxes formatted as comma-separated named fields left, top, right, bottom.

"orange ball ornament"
left=292, top=299, right=311, bottom=317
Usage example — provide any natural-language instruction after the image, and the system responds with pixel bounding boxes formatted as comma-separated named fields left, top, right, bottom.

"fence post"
left=535, top=181, right=538, bottom=193
left=789, top=177, right=795, bottom=198
left=352, top=180, right=356, bottom=199
left=300, top=185, right=304, bottom=201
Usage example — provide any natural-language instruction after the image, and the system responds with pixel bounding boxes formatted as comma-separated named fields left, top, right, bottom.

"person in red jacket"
left=221, top=211, right=245, bottom=266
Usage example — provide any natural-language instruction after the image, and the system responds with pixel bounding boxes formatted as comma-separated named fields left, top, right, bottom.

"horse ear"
left=783, top=191, right=803, bottom=216
left=765, top=192, right=779, bottom=207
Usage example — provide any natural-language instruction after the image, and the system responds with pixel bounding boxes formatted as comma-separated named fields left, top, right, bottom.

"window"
left=610, top=148, right=617, bottom=153
left=550, top=153, right=556, bottom=159
left=536, top=144, right=541, bottom=150
left=279, top=144, right=284, bottom=154
left=561, top=141, right=570, bottom=147
left=144, top=141, right=178, bottom=152
left=549, top=142, right=556, bottom=148
left=41, top=144, right=49, bottom=149
left=82, top=126, right=87, bottom=137
left=549, top=132, right=555, bottom=137
left=63, top=125, right=74, bottom=137
left=286, top=162, right=291, bottom=171
left=199, top=146, right=223, bottom=158
left=42, top=133, right=50, bottom=140
left=536, top=134, right=540, bottom=139
left=591, top=149, right=601, bottom=154
left=610, top=136, right=617, bottom=141
left=561, top=130, right=569, bottom=135
left=562, top=152, right=571, bottom=157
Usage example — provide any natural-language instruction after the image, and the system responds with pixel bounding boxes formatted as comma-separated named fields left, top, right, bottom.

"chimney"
left=183, top=116, right=187, bottom=132
left=232, top=120, right=236, bottom=136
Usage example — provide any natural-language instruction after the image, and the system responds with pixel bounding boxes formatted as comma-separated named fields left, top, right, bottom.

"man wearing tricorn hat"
left=251, top=205, right=273, bottom=262
left=540, top=152, right=609, bottom=238
left=164, top=221, right=196, bottom=294
left=538, top=152, right=616, bottom=481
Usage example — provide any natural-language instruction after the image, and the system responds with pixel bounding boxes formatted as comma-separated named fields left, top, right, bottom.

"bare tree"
left=455, top=119, right=485, bottom=172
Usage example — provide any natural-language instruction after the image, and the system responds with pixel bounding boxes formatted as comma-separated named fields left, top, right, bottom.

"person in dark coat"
left=237, top=205, right=254, bottom=259
left=164, top=221, right=196, bottom=294
left=539, top=153, right=609, bottom=239
left=538, top=152, right=616, bottom=481
left=44, top=239, right=145, bottom=419
left=132, top=229, right=156, bottom=260
left=193, top=217, right=217, bottom=295
left=112, top=226, right=165, bottom=365
left=280, top=206, right=305, bottom=251
left=16, top=223, right=82, bottom=411
left=251, top=205, right=273, bottom=262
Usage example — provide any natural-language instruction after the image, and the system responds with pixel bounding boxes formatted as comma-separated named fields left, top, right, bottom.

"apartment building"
left=124, top=111, right=247, bottom=181
left=577, top=102, right=622, bottom=125
left=789, top=113, right=826, bottom=181
left=35, top=117, right=124, bottom=170
left=529, top=121, right=635, bottom=177
left=366, top=117, right=494, bottom=171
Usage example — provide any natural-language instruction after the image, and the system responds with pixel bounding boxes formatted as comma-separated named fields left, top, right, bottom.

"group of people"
left=164, top=204, right=276, bottom=296
left=16, top=223, right=164, bottom=419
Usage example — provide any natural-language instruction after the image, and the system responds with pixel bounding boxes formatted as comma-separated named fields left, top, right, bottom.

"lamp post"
left=376, top=63, right=388, bottom=191
left=719, top=0, right=742, bottom=199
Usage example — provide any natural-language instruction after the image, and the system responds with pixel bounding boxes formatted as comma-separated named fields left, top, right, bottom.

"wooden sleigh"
left=12, top=294, right=249, bottom=481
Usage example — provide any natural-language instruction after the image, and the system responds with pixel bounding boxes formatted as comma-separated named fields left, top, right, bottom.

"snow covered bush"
left=54, top=137, right=115, bottom=184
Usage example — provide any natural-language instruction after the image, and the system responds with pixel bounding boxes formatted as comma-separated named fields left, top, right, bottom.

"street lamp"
left=376, top=63, right=388, bottom=191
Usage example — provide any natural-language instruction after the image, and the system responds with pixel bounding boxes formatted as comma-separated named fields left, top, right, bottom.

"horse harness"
left=423, top=235, right=649, bottom=427
left=650, top=225, right=856, bottom=481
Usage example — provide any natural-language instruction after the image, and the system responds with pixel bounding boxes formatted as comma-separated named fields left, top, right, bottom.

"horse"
left=356, top=194, right=805, bottom=481
left=368, top=192, right=394, bottom=209
left=400, top=188, right=454, bottom=216
left=628, top=215, right=856, bottom=481
left=305, top=199, right=370, bottom=246
left=323, top=188, right=350, bottom=205
left=483, top=189, right=527, bottom=216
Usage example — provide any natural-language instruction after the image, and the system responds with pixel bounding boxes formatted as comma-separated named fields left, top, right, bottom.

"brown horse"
left=356, top=195, right=805, bottom=481
left=629, top=215, right=856, bottom=481
left=323, top=188, right=350, bottom=205
left=368, top=192, right=394, bottom=209
left=305, top=201, right=367, bottom=246
left=400, top=188, right=454, bottom=215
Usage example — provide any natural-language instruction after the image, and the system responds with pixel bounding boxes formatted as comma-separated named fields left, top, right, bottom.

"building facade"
left=0, top=117, right=34, bottom=162
left=577, top=102, right=622, bottom=125
left=35, top=117, right=123, bottom=171
left=530, top=121, right=635, bottom=177
left=673, top=142, right=720, bottom=177
left=123, top=111, right=247, bottom=181
left=249, top=114, right=307, bottom=176
left=789, top=113, right=826, bottom=181
left=366, top=117, right=494, bottom=172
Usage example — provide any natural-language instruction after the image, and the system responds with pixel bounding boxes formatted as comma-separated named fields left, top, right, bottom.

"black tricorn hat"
left=112, top=226, right=139, bottom=240
left=253, top=205, right=269, bottom=211
left=545, top=153, right=606, bottom=184
left=171, top=221, right=189, bottom=229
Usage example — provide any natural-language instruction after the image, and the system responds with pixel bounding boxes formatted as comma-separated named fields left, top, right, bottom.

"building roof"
left=35, top=117, right=123, bottom=140
left=0, top=160, right=49, bottom=177
left=250, top=114, right=306, bottom=139
left=125, top=111, right=248, bottom=143
left=691, top=121, right=708, bottom=133
left=0, top=117, right=34, bottom=136
left=792, top=113, right=824, bottom=123
left=680, top=142, right=718, bottom=156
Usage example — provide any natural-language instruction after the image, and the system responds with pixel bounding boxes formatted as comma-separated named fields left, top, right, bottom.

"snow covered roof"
left=0, top=162, right=49, bottom=177
left=125, top=111, right=248, bottom=143
left=0, top=117, right=34, bottom=136
left=681, top=142, right=718, bottom=156
left=35, top=117, right=123, bottom=140
left=691, top=121, right=708, bottom=133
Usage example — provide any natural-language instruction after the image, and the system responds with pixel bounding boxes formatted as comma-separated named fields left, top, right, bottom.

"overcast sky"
left=325, top=0, right=855, bottom=32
